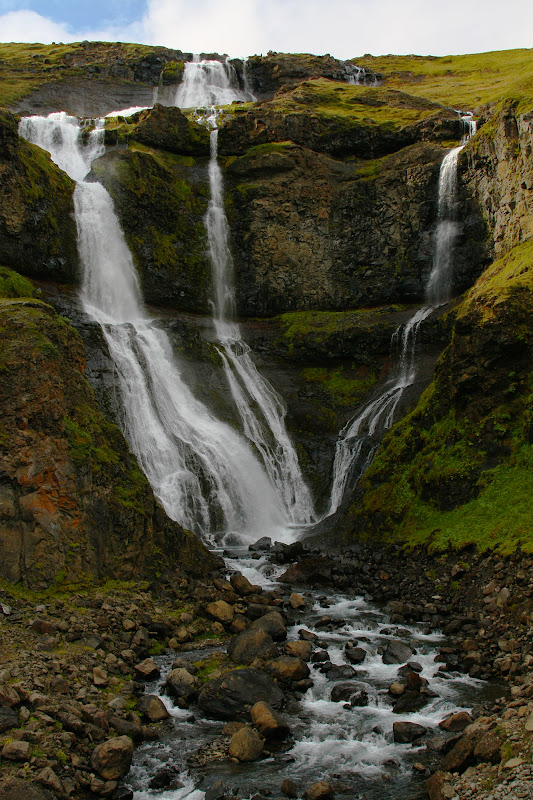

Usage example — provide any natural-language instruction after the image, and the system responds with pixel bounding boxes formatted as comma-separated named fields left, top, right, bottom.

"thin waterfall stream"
left=326, top=117, right=477, bottom=517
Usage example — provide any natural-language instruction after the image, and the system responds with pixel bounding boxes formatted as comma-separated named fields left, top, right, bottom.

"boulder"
left=392, top=690, right=430, bottom=714
left=441, top=734, right=477, bottom=773
left=251, top=701, right=290, bottom=739
left=197, top=668, right=284, bottom=720
left=165, top=667, right=200, bottom=699
left=285, top=640, right=313, bottom=661
left=393, top=721, right=428, bottom=743
left=227, top=628, right=278, bottom=665
left=230, top=573, right=255, bottom=596
left=304, top=782, right=335, bottom=800
left=134, top=658, right=160, bottom=681
left=439, top=711, right=473, bottom=732
left=281, top=779, right=299, bottom=798
left=350, top=690, right=369, bottom=707
left=330, top=682, right=364, bottom=703
left=1, top=740, right=32, bottom=761
left=250, top=611, right=287, bottom=640
left=382, top=641, right=414, bottom=664
left=90, top=735, right=134, bottom=780
left=345, top=646, right=367, bottom=664
left=0, top=685, right=20, bottom=707
left=0, top=706, right=18, bottom=733
left=249, top=536, right=272, bottom=551
left=228, top=725, right=264, bottom=761
left=266, top=656, right=310, bottom=682
left=473, top=731, right=502, bottom=763
left=137, top=694, right=171, bottom=723
left=289, top=592, right=306, bottom=609
left=324, top=664, right=356, bottom=681
left=206, top=600, right=234, bottom=624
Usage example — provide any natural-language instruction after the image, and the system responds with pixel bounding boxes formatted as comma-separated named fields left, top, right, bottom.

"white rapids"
left=327, top=114, right=477, bottom=516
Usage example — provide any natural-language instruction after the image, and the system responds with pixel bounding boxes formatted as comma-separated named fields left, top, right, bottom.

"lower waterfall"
left=327, top=119, right=476, bottom=517
left=19, top=112, right=291, bottom=544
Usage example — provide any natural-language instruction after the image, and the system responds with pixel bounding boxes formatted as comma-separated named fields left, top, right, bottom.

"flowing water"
left=126, top=548, right=491, bottom=800
left=19, top=112, right=290, bottom=544
left=176, top=59, right=315, bottom=526
left=327, top=117, right=476, bottom=516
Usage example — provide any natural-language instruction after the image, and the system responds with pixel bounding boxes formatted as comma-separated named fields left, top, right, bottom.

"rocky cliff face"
left=0, top=110, right=78, bottom=282
left=462, top=102, right=533, bottom=259
left=0, top=271, right=217, bottom=588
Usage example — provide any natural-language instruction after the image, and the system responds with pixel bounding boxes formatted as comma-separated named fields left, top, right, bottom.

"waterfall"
left=175, top=56, right=249, bottom=109
left=175, top=58, right=315, bottom=526
left=327, top=118, right=475, bottom=516
left=242, top=57, right=256, bottom=101
left=19, top=111, right=287, bottom=544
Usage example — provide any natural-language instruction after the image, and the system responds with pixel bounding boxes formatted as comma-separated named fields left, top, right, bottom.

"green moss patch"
left=0, top=267, right=37, bottom=299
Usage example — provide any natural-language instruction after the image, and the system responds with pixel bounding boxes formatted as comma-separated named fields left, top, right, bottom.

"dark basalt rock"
left=197, top=668, right=285, bottom=720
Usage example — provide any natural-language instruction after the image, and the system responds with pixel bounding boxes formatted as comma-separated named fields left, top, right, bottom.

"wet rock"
left=112, top=788, right=134, bottom=800
left=388, top=681, right=405, bottom=696
left=393, top=721, right=428, bottom=743
left=206, top=600, right=234, bottom=624
left=345, top=646, right=367, bottom=664
left=137, top=694, right=171, bottom=723
left=134, top=657, right=160, bottom=681
left=227, top=628, right=278, bottom=665
left=299, top=629, right=319, bottom=642
left=265, top=656, right=310, bottom=682
left=289, top=592, right=306, bottom=609
left=330, top=682, right=365, bottom=703
left=109, top=714, right=144, bottom=741
left=281, top=778, right=299, bottom=798
left=439, top=711, right=472, bottom=732
left=91, top=736, right=134, bottom=780
left=304, top=781, right=335, bottom=800
left=311, top=649, right=330, bottom=663
left=350, top=690, right=369, bottom=707
left=392, top=690, right=429, bottom=714
left=204, top=781, right=227, bottom=800
left=198, top=668, right=284, bottom=720
left=1, top=740, right=32, bottom=761
left=249, top=536, right=272, bottom=552
left=285, top=640, right=313, bottom=661
left=230, top=572, right=255, bottom=596
left=249, top=610, right=287, bottom=640
left=251, top=701, right=290, bottom=739
left=382, top=640, right=414, bottom=664
left=228, top=725, right=264, bottom=761
left=0, top=706, right=18, bottom=733
left=324, top=664, right=356, bottom=680
left=165, top=667, right=200, bottom=700
left=149, top=765, right=183, bottom=790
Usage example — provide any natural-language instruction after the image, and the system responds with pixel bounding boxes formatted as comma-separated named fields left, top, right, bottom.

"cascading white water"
left=327, top=118, right=476, bottom=516
left=19, top=111, right=288, bottom=543
left=242, top=57, right=256, bottom=101
left=175, top=56, right=249, bottom=109
left=176, top=60, right=315, bottom=526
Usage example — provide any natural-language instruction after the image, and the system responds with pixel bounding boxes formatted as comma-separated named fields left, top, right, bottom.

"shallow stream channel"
left=126, top=547, right=495, bottom=800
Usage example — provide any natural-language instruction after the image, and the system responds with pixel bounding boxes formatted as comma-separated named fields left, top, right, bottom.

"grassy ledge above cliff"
left=347, top=241, right=533, bottom=554
left=357, top=49, right=533, bottom=112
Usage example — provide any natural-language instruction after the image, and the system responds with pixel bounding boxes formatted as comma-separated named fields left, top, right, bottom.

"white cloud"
left=0, top=10, right=74, bottom=42
left=1, top=1, right=532, bottom=58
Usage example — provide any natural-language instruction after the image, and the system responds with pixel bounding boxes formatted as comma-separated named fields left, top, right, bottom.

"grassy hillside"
left=357, top=48, right=533, bottom=111
left=350, top=241, right=533, bottom=554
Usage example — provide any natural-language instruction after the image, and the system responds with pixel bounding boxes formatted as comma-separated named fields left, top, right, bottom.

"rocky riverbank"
left=1, top=538, right=532, bottom=800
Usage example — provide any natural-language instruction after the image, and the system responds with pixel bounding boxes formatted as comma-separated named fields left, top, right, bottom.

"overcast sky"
left=0, top=0, right=531, bottom=59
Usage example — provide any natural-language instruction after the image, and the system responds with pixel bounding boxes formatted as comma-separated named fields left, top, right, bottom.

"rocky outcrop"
left=89, top=141, right=211, bottom=312
left=0, top=276, right=217, bottom=588
left=0, top=110, right=78, bottom=282
left=226, top=140, right=487, bottom=315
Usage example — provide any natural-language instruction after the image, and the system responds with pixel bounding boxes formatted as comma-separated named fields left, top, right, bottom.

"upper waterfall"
left=175, top=57, right=249, bottom=108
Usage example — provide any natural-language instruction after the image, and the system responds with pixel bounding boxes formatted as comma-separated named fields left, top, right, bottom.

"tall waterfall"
left=19, top=112, right=288, bottom=544
left=176, top=59, right=315, bottom=526
left=175, top=56, right=249, bottom=109
left=327, top=117, right=476, bottom=516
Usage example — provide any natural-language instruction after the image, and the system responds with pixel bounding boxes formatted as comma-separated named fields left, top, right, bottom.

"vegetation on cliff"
left=348, top=241, right=533, bottom=554
left=0, top=269, right=216, bottom=588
